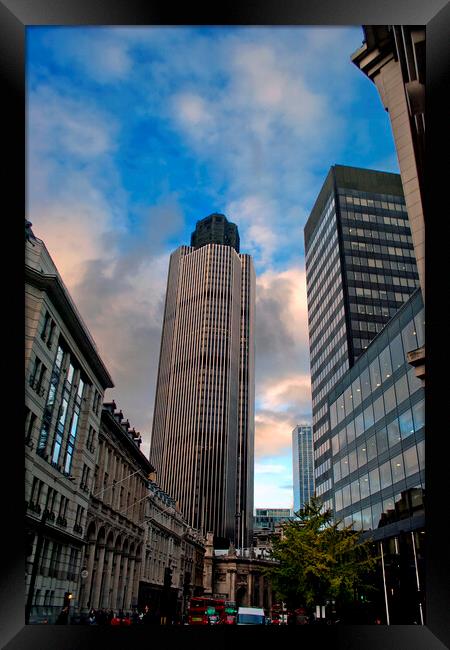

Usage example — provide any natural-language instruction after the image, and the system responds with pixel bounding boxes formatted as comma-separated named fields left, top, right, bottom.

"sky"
left=26, top=26, right=400, bottom=511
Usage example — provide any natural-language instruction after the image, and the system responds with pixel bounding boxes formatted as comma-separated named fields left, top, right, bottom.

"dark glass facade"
left=292, top=425, right=314, bottom=513
left=191, top=213, right=240, bottom=253
left=304, top=166, right=420, bottom=511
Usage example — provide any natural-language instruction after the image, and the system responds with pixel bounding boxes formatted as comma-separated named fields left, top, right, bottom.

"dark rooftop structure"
left=190, top=213, right=240, bottom=253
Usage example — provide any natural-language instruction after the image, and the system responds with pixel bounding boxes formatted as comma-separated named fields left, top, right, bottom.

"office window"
left=387, top=417, right=402, bottom=448
left=399, top=408, right=414, bottom=439
left=363, top=403, right=374, bottom=430
left=369, top=467, right=381, bottom=495
left=390, top=333, right=405, bottom=371
left=357, top=442, right=367, bottom=468
left=384, top=385, right=397, bottom=414
left=379, top=461, right=392, bottom=490
left=369, top=357, right=382, bottom=390
left=379, top=346, right=393, bottom=382
left=403, top=445, right=420, bottom=477
left=346, top=419, right=356, bottom=445
left=412, top=399, right=425, bottom=431
left=371, top=501, right=383, bottom=529
left=373, top=395, right=385, bottom=422
left=360, top=474, right=370, bottom=499
left=395, top=374, right=409, bottom=406
left=391, top=454, right=405, bottom=483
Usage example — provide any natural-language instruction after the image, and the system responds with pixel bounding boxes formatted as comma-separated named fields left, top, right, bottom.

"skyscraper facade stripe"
left=150, top=217, right=255, bottom=548
left=292, top=424, right=314, bottom=514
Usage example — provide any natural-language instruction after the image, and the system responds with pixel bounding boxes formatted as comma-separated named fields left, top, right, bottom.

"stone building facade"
left=25, top=229, right=114, bottom=623
left=79, top=401, right=153, bottom=614
left=139, top=481, right=206, bottom=622
left=203, top=533, right=275, bottom=611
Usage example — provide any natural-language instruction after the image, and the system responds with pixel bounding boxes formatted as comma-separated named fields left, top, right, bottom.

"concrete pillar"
left=91, top=543, right=106, bottom=608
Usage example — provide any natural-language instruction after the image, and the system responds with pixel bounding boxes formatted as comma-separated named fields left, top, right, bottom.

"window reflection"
left=403, top=444, right=419, bottom=477
left=383, top=385, right=397, bottom=414
left=369, top=467, right=381, bottom=494
left=369, top=357, right=382, bottom=390
left=391, top=454, right=405, bottom=483
left=376, top=426, right=389, bottom=455
left=357, top=443, right=367, bottom=468
left=401, top=320, right=418, bottom=354
left=346, top=419, right=356, bottom=445
left=379, top=345, right=393, bottom=381
left=412, top=399, right=425, bottom=431
left=367, top=435, right=377, bottom=461
left=360, top=367, right=371, bottom=401
left=387, top=418, right=402, bottom=448
left=380, top=460, right=392, bottom=489
left=389, top=333, right=405, bottom=371
left=360, top=474, right=370, bottom=499
left=352, top=377, right=362, bottom=407
left=363, top=403, right=374, bottom=430
left=395, top=373, right=409, bottom=406
left=399, top=408, right=414, bottom=439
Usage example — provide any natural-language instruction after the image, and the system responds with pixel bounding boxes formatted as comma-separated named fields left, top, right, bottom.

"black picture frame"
left=2, top=0, right=448, bottom=648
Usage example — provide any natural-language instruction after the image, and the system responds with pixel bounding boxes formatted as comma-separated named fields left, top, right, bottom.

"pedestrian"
left=56, top=606, right=69, bottom=625
left=88, top=609, right=97, bottom=625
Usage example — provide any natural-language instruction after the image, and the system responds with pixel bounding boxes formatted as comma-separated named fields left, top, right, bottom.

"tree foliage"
left=265, top=496, right=378, bottom=611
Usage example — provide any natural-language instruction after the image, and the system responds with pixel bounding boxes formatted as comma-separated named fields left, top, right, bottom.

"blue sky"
left=26, top=26, right=400, bottom=510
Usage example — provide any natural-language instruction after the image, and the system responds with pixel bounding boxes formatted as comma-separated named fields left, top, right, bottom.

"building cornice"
left=25, top=265, right=114, bottom=389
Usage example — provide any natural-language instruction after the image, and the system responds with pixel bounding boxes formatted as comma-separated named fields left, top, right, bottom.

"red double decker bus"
left=187, top=597, right=229, bottom=625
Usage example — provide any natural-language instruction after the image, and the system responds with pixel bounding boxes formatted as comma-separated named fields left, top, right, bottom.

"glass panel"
left=390, top=333, right=405, bottom=371
left=387, top=418, right=402, bottom=448
left=331, top=434, right=340, bottom=456
left=369, top=467, right=381, bottom=495
left=371, top=501, right=383, bottom=529
left=412, top=399, right=425, bottom=431
left=346, top=419, right=356, bottom=445
left=414, top=311, right=425, bottom=348
left=352, top=376, right=362, bottom=408
left=399, top=408, right=414, bottom=439
left=67, top=363, right=75, bottom=384
left=360, top=368, right=371, bottom=401
left=376, top=426, right=389, bottom=454
left=351, top=479, right=360, bottom=504
left=382, top=496, right=396, bottom=523
left=330, top=401, right=338, bottom=429
left=357, top=442, right=367, bottom=468
left=379, top=460, right=393, bottom=489
left=410, top=486, right=424, bottom=510
left=341, top=456, right=349, bottom=479
left=344, top=387, right=353, bottom=417
left=337, top=394, right=346, bottom=423
left=395, top=373, right=409, bottom=406
left=348, top=449, right=358, bottom=473
left=333, top=462, right=341, bottom=482
left=373, top=395, right=385, bottom=422
left=338, top=427, right=347, bottom=450
left=391, top=454, right=405, bottom=483
left=363, top=403, right=374, bottom=430
left=335, top=489, right=343, bottom=512
left=407, top=366, right=423, bottom=395
left=403, top=445, right=420, bottom=477
left=383, top=385, right=397, bottom=414
left=369, top=357, right=382, bottom=390
left=359, top=473, right=370, bottom=499
left=355, top=412, right=365, bottom=438
left=379, top=346, right=393, bottom=382
left=401, top=320, right=418, bottom=354
left=342, top=484, right=351, bottom=508
left=416, top=439, right=425, bottom=471
left=366, top=435, right=377, bottom=461
left=351, top=510, right=363, bottom=531
left=361, top=506, right=372, bottom=531
left=395, top=491, right=410, bottom=519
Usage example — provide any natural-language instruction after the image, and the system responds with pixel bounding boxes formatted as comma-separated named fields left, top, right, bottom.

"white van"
left=236, top=607, right=266, bottom=625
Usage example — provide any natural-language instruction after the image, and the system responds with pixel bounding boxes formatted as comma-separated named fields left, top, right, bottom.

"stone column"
left=100, top=547, right=114, bottom=608
left=131, top=558, right=141, bottom=608
left=259, top=574, right=264, bottom=608
left=111, top=552, right=122, bottom=612
left=228, top=568, right=237, bottom=603
left=80, top=540, right=96, bottom=611
left=248, top=572, right=254, bottom=606
left=91, top=543, right=106, bottom=608
left=119, top=553, right=130, bottom=611
left=124, top=555, right=135, bottom=610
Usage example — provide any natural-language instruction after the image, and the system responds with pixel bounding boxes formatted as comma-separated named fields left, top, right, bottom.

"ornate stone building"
left=79, top=401, right=153, bottom=613
left=202, top=533, right=275, bottom=611
left=25, top=228, right=114, bottom=623
left=139, top=481, right=206, bottom=621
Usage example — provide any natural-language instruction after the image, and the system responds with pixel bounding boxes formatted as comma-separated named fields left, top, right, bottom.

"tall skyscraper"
left=292, top=424, right=314, bottom=513
left=304, top=165, right=419, bottom=510
left=150, top=213, right=255, bottom=548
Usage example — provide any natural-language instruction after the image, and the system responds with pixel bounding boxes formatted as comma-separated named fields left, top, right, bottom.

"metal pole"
left=380, top=540, right=390, bottom=625
left=411, top=532, right=424, bottom=625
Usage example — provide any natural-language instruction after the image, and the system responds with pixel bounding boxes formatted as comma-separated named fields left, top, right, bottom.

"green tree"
left=265, top=496, right=379, bottom=616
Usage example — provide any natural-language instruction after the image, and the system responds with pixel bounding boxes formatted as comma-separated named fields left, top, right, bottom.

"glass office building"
left=304, top=165, right=420, bottom=511
left=326, top=289, right=424, bottom=533
left=325, top=289, right=425, bottom=623
left=292, top=425, right=315, bottom=513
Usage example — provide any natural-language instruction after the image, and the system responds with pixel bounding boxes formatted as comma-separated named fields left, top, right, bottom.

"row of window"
left=341, top=209, right=408, bottom=225
left=335, top=485, right=424, bottom=533
left=28, top=477, right=85, bottom=532
left=308, top=279, right=343, bottom=338
left=334, top=441, right=424, bottom=513
left=342, top=225, right=413, bottom=244
left=345, top=254, right=417, bottom=274
left=306, top=231, right=338, bottom=295
left=339, top=193, right=406, bottom=210
left=347, top=272, right=417, bottom=288
left=346, top=240, right=415, bottom=258
left=307, top=263, right=342, bottom=322
left=305, top=197, right=335, bottom=264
